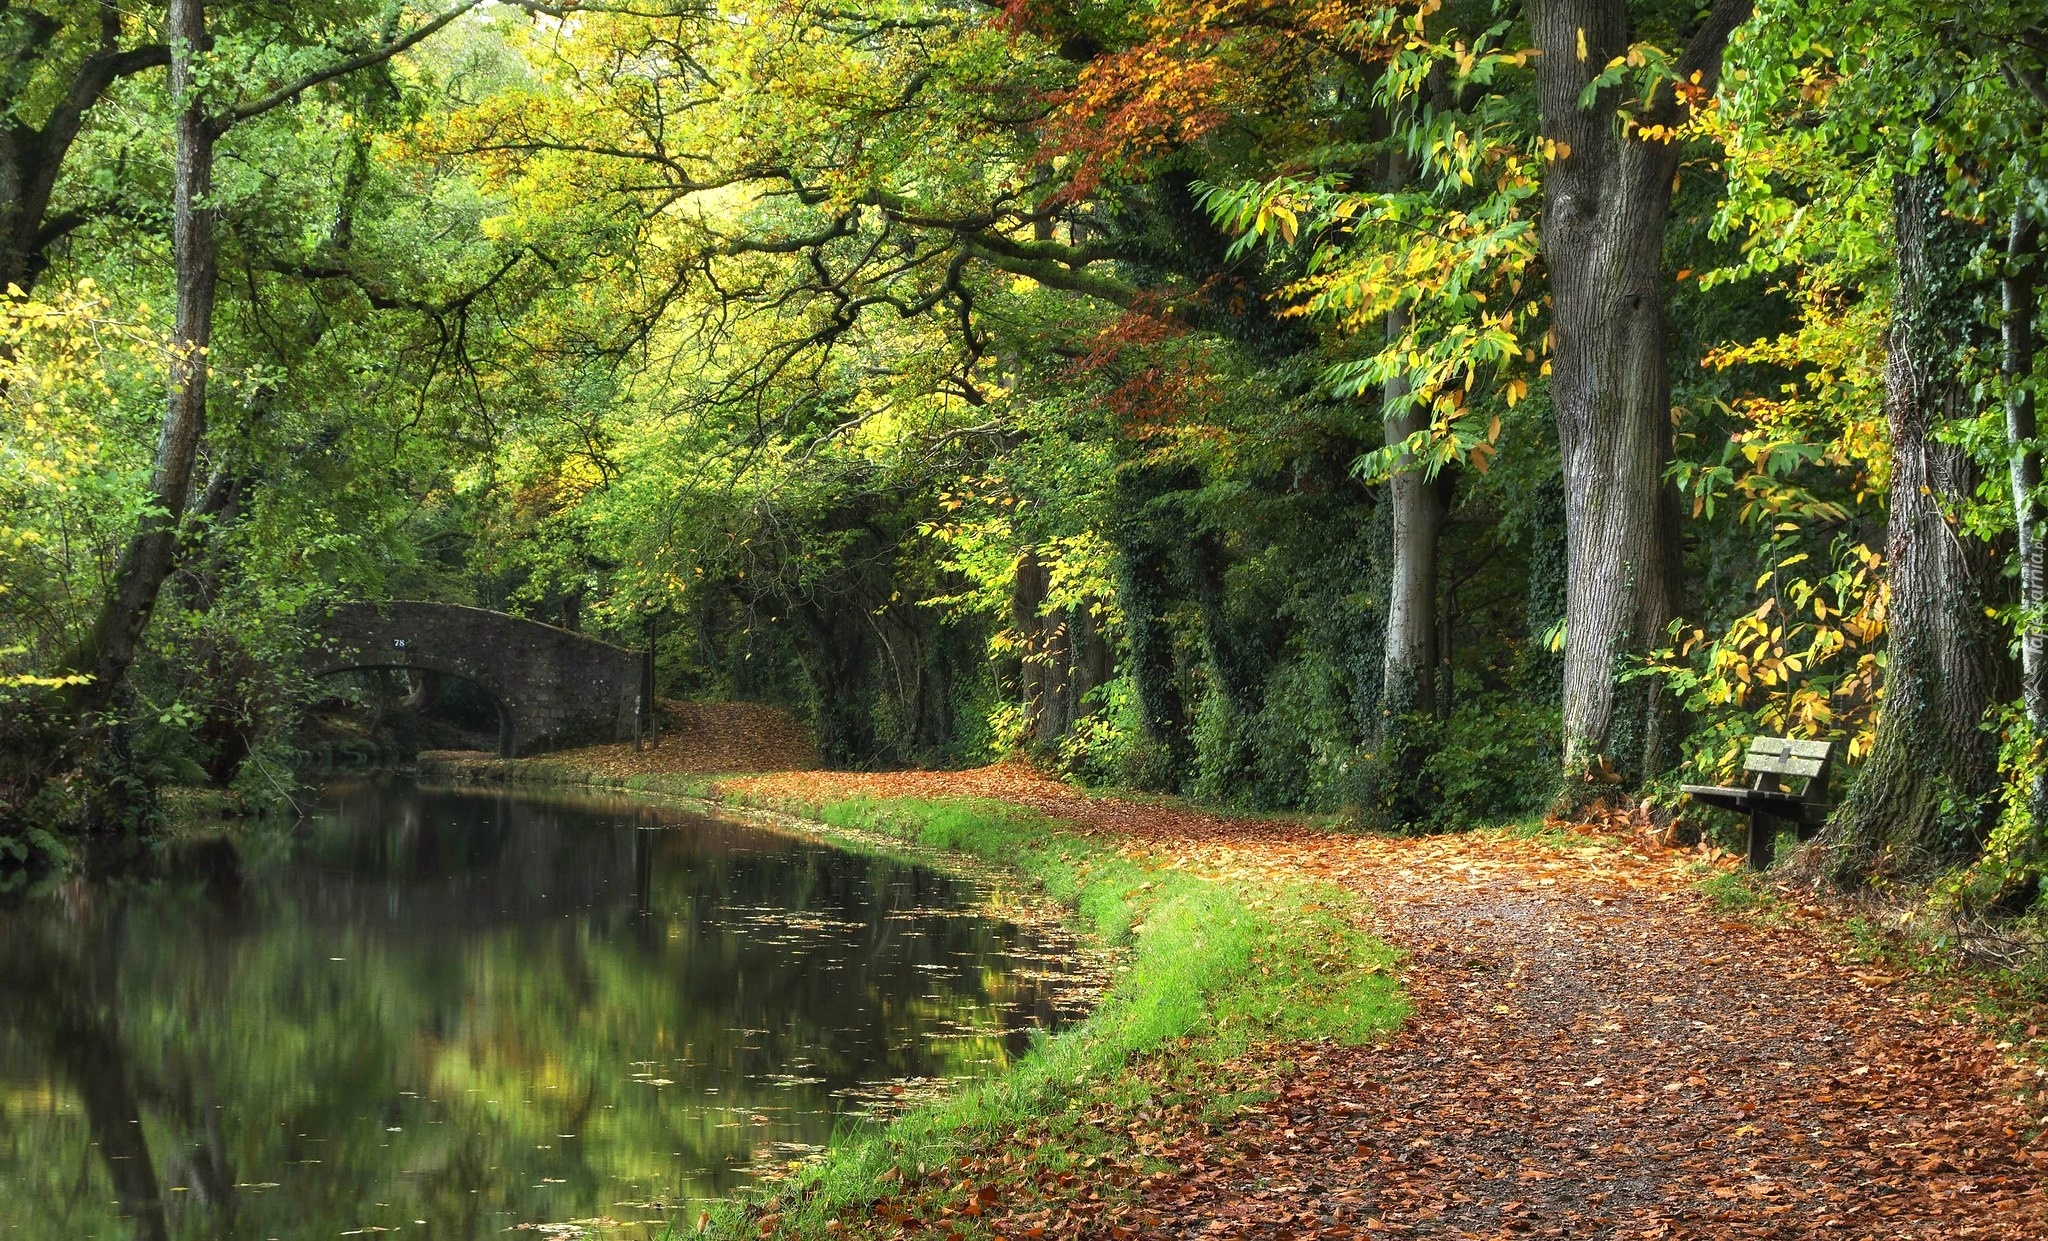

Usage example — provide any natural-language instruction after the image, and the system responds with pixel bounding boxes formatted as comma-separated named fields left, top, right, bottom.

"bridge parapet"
left=308, top=601, right=643, bottom=757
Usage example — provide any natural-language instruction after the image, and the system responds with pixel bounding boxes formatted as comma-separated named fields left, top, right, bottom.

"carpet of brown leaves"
left=725, top=765, right=2048, bottom=1240
left=426, top=700, right=820, bottom=780
left=605, top=699, right=820, bottom=774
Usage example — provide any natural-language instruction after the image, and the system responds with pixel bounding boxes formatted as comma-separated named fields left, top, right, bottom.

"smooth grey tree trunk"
left=1380, top=307, right=1441, bottom=725
left=1528, top=0, right=1750, bottom=784
left=77, top=0, right=218, bottom=736
left=1371, top=143, right=1448, bottom=826
left=1379, top=140, right=1438, bottom=729
left=1816, top=175, right=2008, bottom=878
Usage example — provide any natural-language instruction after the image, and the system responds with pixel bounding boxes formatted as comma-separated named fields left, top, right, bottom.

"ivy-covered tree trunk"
left=1191, top=530, right=1266, bottom=792
left=798, top=590, right=877, bottom=768
left=1818, top=176, right=2009, bottom=877
left=2005, top=209, right=2045, bottom=827
left=1119, top=546, right=1188, bottom=787
left=1528, top=0, right=1749, bottom=785
left=1111, top=468, right=1191, bottom=788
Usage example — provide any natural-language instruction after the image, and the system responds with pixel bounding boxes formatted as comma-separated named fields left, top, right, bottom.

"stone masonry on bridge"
left=308, top=601, right=644, bottom=757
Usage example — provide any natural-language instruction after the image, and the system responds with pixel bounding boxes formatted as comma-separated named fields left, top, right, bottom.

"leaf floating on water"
left=511, top=1221, right=620, bottom=1237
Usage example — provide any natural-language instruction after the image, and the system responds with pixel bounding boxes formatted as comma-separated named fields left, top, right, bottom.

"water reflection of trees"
left=0, top=783, right=1088, bottom=1240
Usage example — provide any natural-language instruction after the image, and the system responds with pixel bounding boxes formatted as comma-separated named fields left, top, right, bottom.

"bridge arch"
left=308, top=602, right=644, bottom=757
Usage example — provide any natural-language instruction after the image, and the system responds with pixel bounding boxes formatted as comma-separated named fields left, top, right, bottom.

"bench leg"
left=1747, top=811, right=1775, bottom=870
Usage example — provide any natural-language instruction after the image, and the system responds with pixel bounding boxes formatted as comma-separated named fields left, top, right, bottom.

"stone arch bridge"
left=308, top=601, right=645, bottom=757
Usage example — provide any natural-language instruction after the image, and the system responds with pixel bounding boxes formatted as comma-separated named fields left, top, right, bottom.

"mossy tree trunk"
left=2005, top=209, right=2045, bottom=830
left=1013, top=549, right=1053, bottom=747
left=1011, top=549, right=1112, bottom=756
left=1816, top=175, right=2009, bottom=879
left=56, top=0, right=485, bottom=825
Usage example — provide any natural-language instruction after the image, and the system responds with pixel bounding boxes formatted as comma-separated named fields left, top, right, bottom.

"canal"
left=0, top=780, right=1098, bottom=1238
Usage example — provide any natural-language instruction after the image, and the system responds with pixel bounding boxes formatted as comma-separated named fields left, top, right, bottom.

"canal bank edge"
left=412, top=751, right=1408, bottom=1239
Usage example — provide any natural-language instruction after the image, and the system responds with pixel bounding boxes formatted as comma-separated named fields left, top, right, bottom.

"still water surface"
left=0, top=780, right=1096, bottom=1239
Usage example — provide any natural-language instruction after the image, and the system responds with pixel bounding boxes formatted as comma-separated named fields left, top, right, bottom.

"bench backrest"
left=1744, top=736, right=1833, bottom=798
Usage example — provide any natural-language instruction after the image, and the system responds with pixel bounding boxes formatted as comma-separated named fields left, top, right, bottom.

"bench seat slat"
left=1743, top=752, right=1829, bottom=779
left=1745, top=736, right=1832, bottom=760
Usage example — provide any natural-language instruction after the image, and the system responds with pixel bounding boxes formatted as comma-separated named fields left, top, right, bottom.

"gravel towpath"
left=725, top=765, right=2048, bottom=1239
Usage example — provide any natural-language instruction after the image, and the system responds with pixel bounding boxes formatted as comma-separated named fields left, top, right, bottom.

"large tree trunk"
left=1528, top=0, right=1750, bottom=785
left=1069, top=598, right=1112, bottom=719
left=1035, top=611, right=1077, bottom=748
left=2006, top=208, right=2045, bottom=829
left=1369, top=330, right=1453, bottom=825
left=1010, top=551, right=1111, bottom=755
left=71, top=0, right=217, bottom=802
left=1380, top=309, right=1442, bottom=725
left=7, top=1, right=475, bottom=830
left=1012, top=549, right=1063, bottom=750
left=1816, top=175, right=2008, bottom=878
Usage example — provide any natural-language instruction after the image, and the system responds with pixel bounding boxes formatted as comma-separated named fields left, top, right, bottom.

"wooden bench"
left=1680, top=736, right=1835, bottom=869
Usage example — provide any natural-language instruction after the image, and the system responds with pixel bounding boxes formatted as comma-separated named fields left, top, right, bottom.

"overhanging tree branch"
left=42, top=44, right=172, bottom=162
left=224, top=0, right=488, bottom=126
left=960, top=236, right=1161, bottom=314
